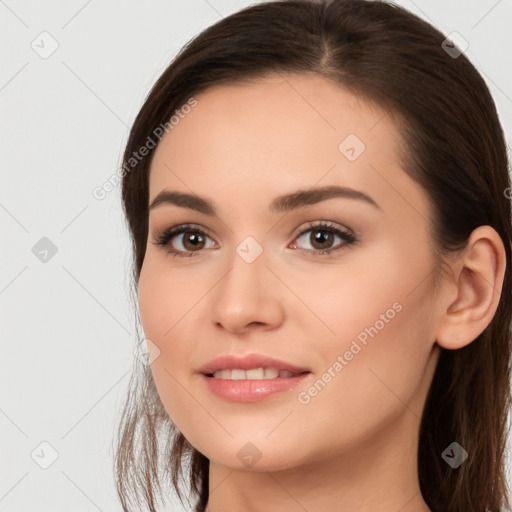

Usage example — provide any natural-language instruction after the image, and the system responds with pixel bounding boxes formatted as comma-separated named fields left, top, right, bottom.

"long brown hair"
left=114, top=1, right=512, bottom=511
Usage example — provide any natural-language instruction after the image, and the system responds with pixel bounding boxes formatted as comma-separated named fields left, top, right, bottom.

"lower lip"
left=201, top=373, right=311, bottom=402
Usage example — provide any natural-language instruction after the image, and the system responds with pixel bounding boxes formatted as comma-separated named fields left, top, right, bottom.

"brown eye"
left=307, top=229, right=335, bottom=250
left=152, top=224, right=216, bottom=257
left=180, top=231, right=206, bottom=251
left=291, top=222, right=357, bottom=255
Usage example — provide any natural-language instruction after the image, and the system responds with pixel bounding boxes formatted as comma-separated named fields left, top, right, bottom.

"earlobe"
left=435, top=225, right=506, bottom=350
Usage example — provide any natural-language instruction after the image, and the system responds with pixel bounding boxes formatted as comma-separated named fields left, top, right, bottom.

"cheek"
left=137, top=258, right=204, bottom=346
left=283, top=237, right=433, bottom=354
left=295, top=249, right=437, bottom=440
left=137, top=260, right=213, bottom=431
left=296, top=235, right=432, bottom=367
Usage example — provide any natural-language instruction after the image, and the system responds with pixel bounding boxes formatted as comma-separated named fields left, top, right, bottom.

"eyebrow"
left=148, top=185, right=381, bottom=215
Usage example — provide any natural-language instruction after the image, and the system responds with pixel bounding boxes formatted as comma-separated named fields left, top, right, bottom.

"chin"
left=190, top=434, right=309, bottom=473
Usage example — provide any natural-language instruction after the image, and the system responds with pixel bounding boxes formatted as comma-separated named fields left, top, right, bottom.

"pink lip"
left=198, top=353, right=311, bottom=402
left=197, top=353, right=310, bottom=375
left=201, top=372, right=311, bottom=402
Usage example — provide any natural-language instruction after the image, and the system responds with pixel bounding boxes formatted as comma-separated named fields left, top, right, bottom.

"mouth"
left=198, top=353, right=312, bottom=401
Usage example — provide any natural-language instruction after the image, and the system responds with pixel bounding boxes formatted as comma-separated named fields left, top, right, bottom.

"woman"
left=114, top=1, right=512, bottom=511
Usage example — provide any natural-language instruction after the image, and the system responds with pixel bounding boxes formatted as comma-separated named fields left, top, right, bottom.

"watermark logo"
left=441, top=32, right=469, bottom=59
left=32, top=237, right=58, bottom=263
left=236, top=236, right=263, bottom=264
left=31, top=31, right=59, bottom=59
left=441, top=442, right=468, bottom=469
left=339, top=133, right=366, bottom=161
left=134, top=338, right=161, bottom=366
left=237, top=442, right=262, bottom=468
left=31, top=441, right=59, bottom=469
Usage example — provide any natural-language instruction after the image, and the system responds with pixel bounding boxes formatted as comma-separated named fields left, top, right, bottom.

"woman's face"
left=138, top=73, right=442, bottom=472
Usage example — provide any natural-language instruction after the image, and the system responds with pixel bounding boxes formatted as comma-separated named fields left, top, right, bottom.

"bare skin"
left=137, top=73, right=506, bottom=512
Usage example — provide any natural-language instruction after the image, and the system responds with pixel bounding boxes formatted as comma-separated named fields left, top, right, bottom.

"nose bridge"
left=210, top=237, right=284, bottom=333
left=216, top=238, right=268, bottom=310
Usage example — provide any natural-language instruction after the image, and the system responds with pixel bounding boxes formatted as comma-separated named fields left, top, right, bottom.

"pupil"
left=313, top=230, right=331, bottom=248
left=186, top=233, right=203, bottom=249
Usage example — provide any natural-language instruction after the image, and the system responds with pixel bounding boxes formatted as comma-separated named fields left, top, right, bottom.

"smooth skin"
left=137, top=73, right=506, bottom=512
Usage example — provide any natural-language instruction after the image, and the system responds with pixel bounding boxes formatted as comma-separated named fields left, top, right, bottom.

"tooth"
left=264, top=367, right=279, bottom=379
left=213, top=369, right=231, bottom=379
left=231, top=369, right=247, bottom=380
left=211, top=367, right=298, bottom=380
left=246, top=368, right=265, bottom=379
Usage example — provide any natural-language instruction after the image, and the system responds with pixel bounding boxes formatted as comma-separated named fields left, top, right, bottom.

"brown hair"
left=114, top=1, right=512, bottom=511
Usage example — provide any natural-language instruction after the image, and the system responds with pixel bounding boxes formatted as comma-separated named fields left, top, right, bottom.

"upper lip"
left=198, top=353, right=311, bottom=375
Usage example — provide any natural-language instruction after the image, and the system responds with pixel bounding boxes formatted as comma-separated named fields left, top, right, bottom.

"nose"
left=209, top=246, right=285, bottom=335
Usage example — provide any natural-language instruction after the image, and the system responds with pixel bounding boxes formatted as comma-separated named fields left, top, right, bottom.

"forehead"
left=147, top=73, right=426, bottom=219
left=151, top=73, right=393, bottom=163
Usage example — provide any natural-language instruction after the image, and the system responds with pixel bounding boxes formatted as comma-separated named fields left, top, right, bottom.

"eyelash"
left=151, top=221, right=358, bottom=258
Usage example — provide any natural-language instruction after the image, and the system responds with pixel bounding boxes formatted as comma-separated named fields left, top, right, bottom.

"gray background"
left=1, top=1, right=511, bottom=511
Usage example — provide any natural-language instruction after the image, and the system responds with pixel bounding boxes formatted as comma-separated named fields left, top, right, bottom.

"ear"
left=435, top=225, right=507, bottom=350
